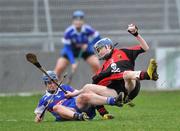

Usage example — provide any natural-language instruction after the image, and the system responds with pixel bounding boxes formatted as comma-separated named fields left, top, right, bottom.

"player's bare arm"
left=128, top=24, right=149, bottom=51
left=34, top=113, right=43, bottom=123
left=65, top=89, right=82, bottom=98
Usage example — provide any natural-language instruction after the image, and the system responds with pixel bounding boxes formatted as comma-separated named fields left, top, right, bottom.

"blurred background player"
left=34, top=71, right=96, bottom=122
left=54, top=10, right=101, bottom=79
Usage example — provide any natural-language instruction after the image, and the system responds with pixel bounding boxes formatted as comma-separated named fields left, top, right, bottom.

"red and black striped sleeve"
left=121, top=45, right=145, bottom=61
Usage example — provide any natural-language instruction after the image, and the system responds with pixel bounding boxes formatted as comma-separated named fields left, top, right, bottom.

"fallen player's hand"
left=34, top=114, right=43, bottom=123
left=65, top=91, right=74, bottom=98
left=127, top=24, right=138, bottom=37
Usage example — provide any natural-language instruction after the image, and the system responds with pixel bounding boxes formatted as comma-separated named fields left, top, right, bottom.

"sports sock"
left=73, top=113, right=84, bottom=120
left=96, top=105, right=109, bottom=116
left=140, top=71, right=150, bottom=80
left=106, top=97, right=115, bottom=105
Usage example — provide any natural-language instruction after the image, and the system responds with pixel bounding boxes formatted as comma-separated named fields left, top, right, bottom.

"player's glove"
left=127, top=24, right=138, bottom=37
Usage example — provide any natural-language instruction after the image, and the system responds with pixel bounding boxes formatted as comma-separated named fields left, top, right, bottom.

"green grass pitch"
left=0, top=91, right=180, bottom=131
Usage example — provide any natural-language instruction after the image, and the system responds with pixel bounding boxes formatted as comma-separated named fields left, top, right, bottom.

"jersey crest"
left=111, top=63, right=121, bottom=73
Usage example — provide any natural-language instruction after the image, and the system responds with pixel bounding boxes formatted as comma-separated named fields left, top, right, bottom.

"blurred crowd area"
left=0, top=0, right=180, bottom=93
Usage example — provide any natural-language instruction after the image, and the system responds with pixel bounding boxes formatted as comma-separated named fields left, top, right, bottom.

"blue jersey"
left=34, top=84, right=96, bottom=121
left=61, top=24, right=100, bottom=64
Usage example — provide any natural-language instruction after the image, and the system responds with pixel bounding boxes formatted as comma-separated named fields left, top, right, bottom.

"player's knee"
left=90, top=59, right=99, bottom=67
left=123, top=71, right=132, bottom=79
left=53, top=105, right=62, bottom=113
left=55, top=58, right=68, bottom=70
left=83, top=84, right=93, bottom=93
left=53, top=105, right=58, bottom=112
left=86, top=56, right=100, bottom=71
left=80, top=93, right=91, bottom=102
left=92, top=64, right=100, bottom=73
left=123, top=71, right=129, bottom=76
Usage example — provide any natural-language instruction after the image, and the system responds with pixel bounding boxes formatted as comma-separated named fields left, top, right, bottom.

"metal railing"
left=0, top=0, right=179, bottom=51
left=176, top=0, right=180, bottom=28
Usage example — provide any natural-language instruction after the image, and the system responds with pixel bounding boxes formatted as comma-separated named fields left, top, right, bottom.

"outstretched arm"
left=135, top=34, right=149, bottom=51
left=65, top=89, right=83, bottom=98
left=128, top=24, right=149, bottom=51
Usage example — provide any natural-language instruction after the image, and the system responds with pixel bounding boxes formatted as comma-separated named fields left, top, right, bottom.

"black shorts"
left=107, top=80, right=141, bottom=100
left=62, top=52, right=94, bottom=60
left=128, top=80, right=141, bottom=100
left=63, top=43, right=96, bottom=60
left=107, top=80, right=127, bottom=95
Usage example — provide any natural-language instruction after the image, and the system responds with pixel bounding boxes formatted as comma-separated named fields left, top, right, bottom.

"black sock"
left=96, top=105, right=109, bottom=116
left=140, top=71, right=150, bottom=80
left=73, top=113, right=83, bottom=120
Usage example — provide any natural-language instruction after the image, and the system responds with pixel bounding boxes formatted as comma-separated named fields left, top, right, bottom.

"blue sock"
left=106, top=97, right=115, bottom=105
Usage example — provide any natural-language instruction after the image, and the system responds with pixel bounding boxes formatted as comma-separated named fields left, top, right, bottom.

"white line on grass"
left=0, top=92, right=41, bottom=97
left=0, top=119, right=35, bottom=122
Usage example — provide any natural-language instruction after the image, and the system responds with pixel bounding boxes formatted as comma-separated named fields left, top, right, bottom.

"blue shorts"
left=55, top=97, right=96, bottom=121
left=54, top=97, right=80, bottom=121
left=64, top=97, right=96, bottom=120
left=62, top=97, right=79, bottom=111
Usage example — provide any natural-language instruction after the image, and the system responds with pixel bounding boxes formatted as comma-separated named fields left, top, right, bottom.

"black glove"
left=127, top=24, right=138, bottom=37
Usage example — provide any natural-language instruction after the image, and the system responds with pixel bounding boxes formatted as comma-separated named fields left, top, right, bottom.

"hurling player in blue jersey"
left=34, top=71, right=125, bottom=123
left=34, top=71, right=96, bottom=123
left=54, top=10, right=101, bottom=79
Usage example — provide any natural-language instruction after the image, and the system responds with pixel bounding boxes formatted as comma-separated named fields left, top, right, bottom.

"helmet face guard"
left=42, top=71, right=58, bottom=85
left=42, top=71, right=58, bottom=93
left=94, top=38, right=113, bottom=60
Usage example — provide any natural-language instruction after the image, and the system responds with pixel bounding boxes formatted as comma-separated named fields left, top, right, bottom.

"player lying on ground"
left=34, top=71, right=116, bottom=123
left=65, top=24, right=159, bottom=106
left=54, top=10, right=101, bottom=79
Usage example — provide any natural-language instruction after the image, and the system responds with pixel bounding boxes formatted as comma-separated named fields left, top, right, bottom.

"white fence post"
left=164, top=0, right=169, bottom=30
left=43, top=0, right=55, bottom=52
left=33, top=0, right=39, bottom=33
left=176, top=0, right=180, bottom=29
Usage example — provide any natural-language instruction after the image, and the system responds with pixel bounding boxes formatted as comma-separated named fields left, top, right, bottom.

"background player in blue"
left=54, top=10, right=101, bottom=79
left=34, top=71, right=96, bottom=123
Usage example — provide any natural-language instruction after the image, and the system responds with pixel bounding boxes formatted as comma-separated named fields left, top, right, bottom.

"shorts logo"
left=111, top=63, right=121, bottom=73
